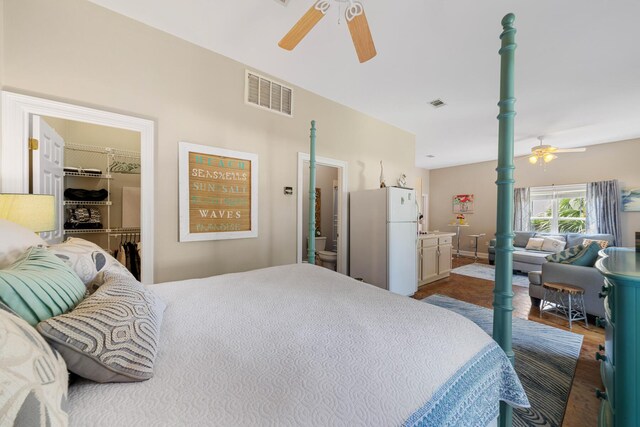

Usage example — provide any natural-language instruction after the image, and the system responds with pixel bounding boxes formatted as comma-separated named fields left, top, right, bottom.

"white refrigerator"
left=349, top=187, right=418, bottom=296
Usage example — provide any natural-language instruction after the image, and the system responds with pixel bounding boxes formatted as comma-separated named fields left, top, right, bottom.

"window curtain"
left=513, top=187, right=530, bottom=231
left=586, top=180, right=622, bottom=246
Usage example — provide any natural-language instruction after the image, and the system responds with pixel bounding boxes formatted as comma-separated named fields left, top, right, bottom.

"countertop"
left=595, top=247, right=640, bottom=280
left=418, top=232, right=456, bottom=239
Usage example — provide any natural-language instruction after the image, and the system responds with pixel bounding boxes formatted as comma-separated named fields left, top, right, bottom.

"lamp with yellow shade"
left=0, top=194, right=56, bottom=232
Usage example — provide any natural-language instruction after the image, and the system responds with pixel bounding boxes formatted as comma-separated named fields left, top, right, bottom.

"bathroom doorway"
left=296, top=153, right=348, bottom=275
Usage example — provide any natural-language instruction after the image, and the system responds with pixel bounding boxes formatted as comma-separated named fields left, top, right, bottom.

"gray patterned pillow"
left=0, top=306, right=69, bottom=426
left=36, top=270, right=165, bottom=383
left=46, top=237, right=134, bottom=293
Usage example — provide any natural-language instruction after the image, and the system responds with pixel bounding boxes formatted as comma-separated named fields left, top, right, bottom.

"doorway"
left=1, top=91, right=155, bottom=284
left=36, top=115, right=143, bottom=279
left=296, top=153, right=348, bottom=274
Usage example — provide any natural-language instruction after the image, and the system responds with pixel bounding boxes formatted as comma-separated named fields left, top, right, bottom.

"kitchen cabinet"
left=419, top=233, right=454, bottom=286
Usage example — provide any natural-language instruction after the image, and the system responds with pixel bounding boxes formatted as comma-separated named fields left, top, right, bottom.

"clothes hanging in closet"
left=113, top=236, right=141, bottom=281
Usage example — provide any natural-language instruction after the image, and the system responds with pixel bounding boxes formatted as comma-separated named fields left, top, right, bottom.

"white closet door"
left=31, top=115, right=65, bottom=244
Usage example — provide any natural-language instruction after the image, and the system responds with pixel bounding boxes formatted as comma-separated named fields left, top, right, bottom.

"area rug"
left=424, top=294, right=583, bottom=427
left=452, top=263, right=531, bottom=288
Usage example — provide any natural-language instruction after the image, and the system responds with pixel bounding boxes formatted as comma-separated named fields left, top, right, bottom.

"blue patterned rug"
left=424, top=294, right=583, bottom=427
left=451, top=263, right=531, bottom=287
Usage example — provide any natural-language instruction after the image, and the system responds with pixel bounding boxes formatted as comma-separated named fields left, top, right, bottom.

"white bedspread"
left=68, top=264, right=526, bottom=426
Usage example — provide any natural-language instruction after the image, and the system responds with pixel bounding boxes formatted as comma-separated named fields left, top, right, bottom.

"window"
left=530, top=184, right=587, bottom=233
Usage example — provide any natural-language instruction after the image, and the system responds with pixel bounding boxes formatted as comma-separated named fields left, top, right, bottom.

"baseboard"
left=455, top=250, right=489, bottom=260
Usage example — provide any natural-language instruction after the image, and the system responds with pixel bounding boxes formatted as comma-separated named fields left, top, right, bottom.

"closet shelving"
left=63, top=143, right=141, bottom=250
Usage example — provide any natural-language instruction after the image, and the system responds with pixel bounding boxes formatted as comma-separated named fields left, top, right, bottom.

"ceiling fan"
left=527, top=136, right=587, bottom=165
left=278, top=0, right=377, bottom=63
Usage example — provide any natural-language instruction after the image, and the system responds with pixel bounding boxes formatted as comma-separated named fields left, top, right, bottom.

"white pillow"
left=541, top=237, right=566, bottom=253
left=47, top=237, right=134, bottom=292
left=525, top=237, right=545, bottom=250
left=0, top=219, right=47, bottom=268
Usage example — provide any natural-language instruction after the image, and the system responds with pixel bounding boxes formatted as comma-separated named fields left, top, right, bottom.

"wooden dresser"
left=595, top=247, right=640, bottom=426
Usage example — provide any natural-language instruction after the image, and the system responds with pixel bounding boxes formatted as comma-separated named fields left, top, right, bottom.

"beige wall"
left=1, top=0, right=416, bottom=282
left=429, top=138, right=640, bottom=254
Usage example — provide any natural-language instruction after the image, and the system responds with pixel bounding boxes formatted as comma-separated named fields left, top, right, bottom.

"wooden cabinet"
left=595, top=248, right=640, bottom=427
left=419, top=234, right=453, bottom=285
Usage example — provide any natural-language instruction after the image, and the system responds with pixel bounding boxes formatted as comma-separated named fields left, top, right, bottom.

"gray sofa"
left=528, top=263, right=606, bottom=318
left=488, top=232, right=615, bottom=273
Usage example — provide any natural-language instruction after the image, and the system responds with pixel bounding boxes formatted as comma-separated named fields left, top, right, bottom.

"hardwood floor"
left=414, top=256, right=603, bottom=427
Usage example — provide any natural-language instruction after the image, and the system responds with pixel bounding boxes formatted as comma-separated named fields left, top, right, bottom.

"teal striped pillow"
left=0, top=247, right=85, bottom=325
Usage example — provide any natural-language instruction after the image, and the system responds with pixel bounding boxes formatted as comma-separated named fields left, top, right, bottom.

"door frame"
left=1, top=91, right=155, bottom=284
left=296, top=152, right=348, bottom=274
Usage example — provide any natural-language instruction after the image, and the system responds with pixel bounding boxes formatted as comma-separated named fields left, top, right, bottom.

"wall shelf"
left=63, top=200, right=112, bottom=206
left=63, top=143, right=140, bottom=250
left=64, top=171, right=112, bottom=179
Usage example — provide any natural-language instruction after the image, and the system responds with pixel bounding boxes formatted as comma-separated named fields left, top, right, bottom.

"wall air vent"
left=245, top=70, right=293, bottom=117
left=429, top=99, right=446, bottom=108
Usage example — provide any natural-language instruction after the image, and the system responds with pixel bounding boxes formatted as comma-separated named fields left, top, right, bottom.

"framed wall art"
left=622, top=188, right=640, bottom=212
left=453, top=194, right=474, bottom=213
left=179, top=142, right=258, bottom=241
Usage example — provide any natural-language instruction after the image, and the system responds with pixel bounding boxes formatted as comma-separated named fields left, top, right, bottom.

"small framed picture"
left=453, top=194, right=474, bottom=213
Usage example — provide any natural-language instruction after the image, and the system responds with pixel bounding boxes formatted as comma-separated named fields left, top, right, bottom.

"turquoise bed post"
left=308, top=120, right=317, bottom=265
left=493, top=13, right=517, bottom=427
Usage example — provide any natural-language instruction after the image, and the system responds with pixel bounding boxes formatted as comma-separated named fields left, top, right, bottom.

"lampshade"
left=528, top=155, right=538, bottom=165
left=0, top=194, right=55, bottom=232
left=543, top=153, right=557, bottom=163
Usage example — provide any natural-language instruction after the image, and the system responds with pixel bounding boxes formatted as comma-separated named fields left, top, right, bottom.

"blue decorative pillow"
left=0, top=247, right=86, bottom=326
left=546, top=244, right=584, bottom=263
left=564, top=242, right=601, bottom=267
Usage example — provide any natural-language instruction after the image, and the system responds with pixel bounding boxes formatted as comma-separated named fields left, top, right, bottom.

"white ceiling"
left=88, top=0, right=640, bottom=169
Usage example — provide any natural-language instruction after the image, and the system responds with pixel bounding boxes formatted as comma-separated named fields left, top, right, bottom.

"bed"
left=3, top=12, right=525, bottom=427
left=65, top=264, right=527, bottom=426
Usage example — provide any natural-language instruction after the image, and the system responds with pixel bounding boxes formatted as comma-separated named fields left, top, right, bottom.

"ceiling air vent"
left=429, top=99, right=446, bottom=108
left=245, top=70, right=293, bottom=117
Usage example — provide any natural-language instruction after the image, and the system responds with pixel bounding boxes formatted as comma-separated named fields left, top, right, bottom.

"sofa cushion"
left=525, top=238, right=545, bottom=250
left=546, top=244, right=585, bottom=263
left=564, top=242, right=601, bottom=267
left=541, top=237, right=567, bottom=253
left=582, top=239, right=609, bottom=249
left=513, top=250, right=550, bottom=266
left=514, top=232, right=536, bottom=248
left=566, top=233, right=614, bottom=248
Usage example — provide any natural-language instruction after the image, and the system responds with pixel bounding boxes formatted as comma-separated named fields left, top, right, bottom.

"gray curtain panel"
left=586, top=180, right=622, bottom=246
left=513, top=187, right=531, bottom=231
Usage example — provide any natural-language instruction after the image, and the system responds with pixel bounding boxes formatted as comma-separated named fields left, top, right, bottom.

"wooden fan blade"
left=278, top=2, right=329, bottom=51
left=347, top=7, right=377, bottom=63
left=555, top=147, right=587, bottom=153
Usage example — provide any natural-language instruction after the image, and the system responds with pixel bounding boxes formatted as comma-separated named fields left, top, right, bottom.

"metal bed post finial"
left=308, top=120, right=317, bottom=265
left=494, top=12, right=517, bottom=427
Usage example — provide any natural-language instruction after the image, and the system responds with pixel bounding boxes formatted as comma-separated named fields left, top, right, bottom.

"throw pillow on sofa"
left=546, top=244, right=585, bottom=263
left=563, top=242, right=601, bottom=267
left=582, top=238, right=609, bottom=249
left=525, top=238, right=545, bottom=250
left=541, top=237, right=566, bottom=253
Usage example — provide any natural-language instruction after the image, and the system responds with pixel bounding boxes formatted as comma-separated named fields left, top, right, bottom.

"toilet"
left=308, top=236, right=338, bottom=271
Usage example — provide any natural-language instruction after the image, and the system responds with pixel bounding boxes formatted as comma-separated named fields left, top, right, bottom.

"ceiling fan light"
left=528, top=155, right=539, bottom=165
left=543, top=153, right=557, bottom=163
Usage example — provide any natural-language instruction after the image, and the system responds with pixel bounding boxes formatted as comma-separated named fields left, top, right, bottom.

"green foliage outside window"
left=531, top=197, right=586, bottom=233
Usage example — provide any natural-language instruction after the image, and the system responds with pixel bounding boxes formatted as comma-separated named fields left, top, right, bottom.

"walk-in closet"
left=37, top=116, right=143, bottom=280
